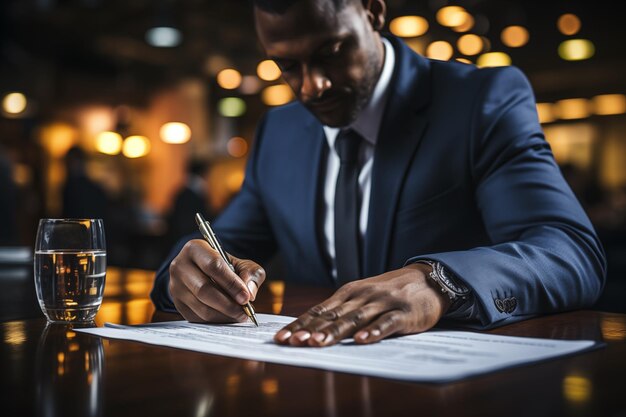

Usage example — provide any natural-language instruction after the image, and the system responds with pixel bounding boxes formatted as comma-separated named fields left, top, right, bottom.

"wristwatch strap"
left=414, top=260, right=471, bottom=301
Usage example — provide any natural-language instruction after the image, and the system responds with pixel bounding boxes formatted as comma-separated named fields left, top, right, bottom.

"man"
left=151, top=0, right=606, bottom=347
left=166, top=158, right=215, bottom=249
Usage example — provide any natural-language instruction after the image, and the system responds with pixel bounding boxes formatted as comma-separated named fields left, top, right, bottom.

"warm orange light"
left=558, top=14, right=581, bottom=36
left=257, top=60, right=282, bottom=81
left=95, top=131, right=123, bottom=155
left=261, top=84, right=294, bottom=106
left=217, top=68, right=242, bottom=90
left=456, top=58, right=472, bottom=65
left=452, top=13, right=474, bottom=33
left=592, top=94, right=626, bottom=116
left=426, top=41, right=453, bottom=61
left=476, top=52, right=511, bottom=67
left=2, top=92, right=27, bottom=114
left=159, top=122, right=191, bottom=144
left=389, top=16, right=429, bottom=38
left=556, top=98, right=590, bottom=120
left=122, top=135, right=151, bottom=158
left=457, top=34, right=483, bottom=56
left=501, top=26, right=529, bottom=48
left=227, top=136, right=248, bottom=158
left=226, top=170, right=245, bottom=192
left=563, top=375, right=592, bottom=403
left=436, top=6, right=468, bottom=28
left=39, top=123, right=77, bottom=157
left=558, top=39, right=594, bottom=61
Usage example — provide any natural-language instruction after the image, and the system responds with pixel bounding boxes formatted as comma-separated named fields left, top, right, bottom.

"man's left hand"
left=274, top=263, right=451, bottom=347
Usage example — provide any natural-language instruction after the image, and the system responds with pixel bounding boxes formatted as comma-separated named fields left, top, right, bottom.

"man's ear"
left=364, top=0, right=386, bottom=31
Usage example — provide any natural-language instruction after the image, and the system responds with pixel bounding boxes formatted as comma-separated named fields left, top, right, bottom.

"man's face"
left=255, top=0, right=385, bottom=127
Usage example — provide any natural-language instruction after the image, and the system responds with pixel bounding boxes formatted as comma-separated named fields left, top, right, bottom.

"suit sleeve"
left=150, top=115, right=278, bottom=311
left=407, top=67, right=606, bottom=329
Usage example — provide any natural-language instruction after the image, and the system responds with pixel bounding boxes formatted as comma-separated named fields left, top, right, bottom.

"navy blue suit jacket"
left=152, top=36, right=606, bottom=329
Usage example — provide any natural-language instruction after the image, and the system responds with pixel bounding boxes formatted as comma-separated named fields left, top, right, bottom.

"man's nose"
left=300, top=65, right=331, bottom=101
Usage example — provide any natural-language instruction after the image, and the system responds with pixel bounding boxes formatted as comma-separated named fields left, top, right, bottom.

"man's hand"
left=274, top=264, right=451, bottom=346
left=169, top=239, right=266, bottom=323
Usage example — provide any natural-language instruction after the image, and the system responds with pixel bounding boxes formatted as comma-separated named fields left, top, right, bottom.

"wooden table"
left=1, top=267, right=625, bottom=417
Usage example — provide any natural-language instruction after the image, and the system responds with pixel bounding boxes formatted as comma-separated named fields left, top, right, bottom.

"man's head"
left=254, top=0, right=387, bottom=127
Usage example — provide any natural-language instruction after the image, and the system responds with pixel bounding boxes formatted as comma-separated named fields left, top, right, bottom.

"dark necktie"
left=334, top=129, right=362, bottom=284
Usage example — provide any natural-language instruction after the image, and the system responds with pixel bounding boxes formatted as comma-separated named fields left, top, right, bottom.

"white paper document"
left=76, top=314, right=599, bottom=382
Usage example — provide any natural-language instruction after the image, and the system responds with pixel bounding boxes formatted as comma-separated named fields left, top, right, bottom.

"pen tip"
left=251, top=315, right=259, bottom=327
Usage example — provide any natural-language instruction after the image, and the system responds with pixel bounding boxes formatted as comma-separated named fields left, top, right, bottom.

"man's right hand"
left=169, top=239, right=266, bottom=323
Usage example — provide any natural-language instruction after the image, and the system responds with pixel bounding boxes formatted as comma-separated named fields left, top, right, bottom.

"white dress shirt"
left=322, top=38, right=395, bottom=279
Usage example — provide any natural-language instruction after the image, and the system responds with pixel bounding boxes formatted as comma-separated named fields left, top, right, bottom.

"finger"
left=172, top=252, right=247, bottom=319
left=171, top=255, right=250, bottom=321
left=307, top=303, right=386, bottom=347
left=284, top=299, right=364, bottom=345
left=232, top=256, right=266, bottom=301
left=274, top=294, right=349, bottom=345
left=353, top=311, right=407, bottom=344
left=173, top=298, right=204, bottom=323
left=175, top=289, right=247, bottom=323
left=186, top=240, right=250, bottom=305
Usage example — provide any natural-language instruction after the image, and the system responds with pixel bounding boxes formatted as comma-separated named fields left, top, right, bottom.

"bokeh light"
left=257, top=60, right=282, bottom=81
left=436, top=6, right=469, bottom=28
left=227, top=136, right=248, bottom=158
left=261, top=85, right=294, bottom=106
left=160, top=122, right=191, bottom=144
left=2, top=92, right=27, bottom=114
left=558, top=39, right=595, bottom=61
left=389, top=16, right=429, bottom=38
left=476, top=52, right=511, bottom=67
left=426, top=41, right=453, bottom=61
left=95, top=131, right=123, bottom=155
left=592, top=94, right=626, bottom=116
left=218, top=97, right=247, bottom=117
left=217, top=69, right=242, bottom=90
left=501, top=26, right=529, bottom=48
left=558, top=14, right=581, bottom=36
left=457, top=34, right=483, bottom=56
left=122, top=135, right=151, bottom=158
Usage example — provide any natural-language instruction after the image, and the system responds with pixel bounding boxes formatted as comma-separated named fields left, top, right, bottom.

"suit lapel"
left=364, top=38, right=432, bottom=277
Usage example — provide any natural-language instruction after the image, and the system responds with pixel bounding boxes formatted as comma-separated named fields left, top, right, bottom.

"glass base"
left=42, top=306, right=100, bottom=323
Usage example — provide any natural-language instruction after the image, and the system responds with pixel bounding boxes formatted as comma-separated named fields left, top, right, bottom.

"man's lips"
left=307, top=94, right=343, bottom=112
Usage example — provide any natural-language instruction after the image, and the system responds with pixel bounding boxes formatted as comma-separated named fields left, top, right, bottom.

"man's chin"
left=307, top=107, right=356, bottom=128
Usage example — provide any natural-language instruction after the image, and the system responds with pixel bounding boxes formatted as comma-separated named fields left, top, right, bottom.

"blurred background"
left=0, top=0, right=624, bottom=312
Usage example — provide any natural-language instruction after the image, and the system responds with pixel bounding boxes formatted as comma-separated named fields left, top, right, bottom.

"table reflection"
left=35, top=323, right=104, bottom=417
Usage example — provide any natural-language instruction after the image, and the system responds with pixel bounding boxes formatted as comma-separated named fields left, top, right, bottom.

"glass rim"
left=38, top=218, right=104, bottom=223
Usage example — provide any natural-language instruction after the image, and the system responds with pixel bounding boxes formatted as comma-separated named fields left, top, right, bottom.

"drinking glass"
left=34, top=219, right=106, bottom=323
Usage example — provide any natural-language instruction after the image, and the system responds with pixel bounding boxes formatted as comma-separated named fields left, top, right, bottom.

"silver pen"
left=195, top=213, right=259, bottom=326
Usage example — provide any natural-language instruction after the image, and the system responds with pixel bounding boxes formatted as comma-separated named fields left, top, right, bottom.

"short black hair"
left=253, top=0, right=352, bottom=15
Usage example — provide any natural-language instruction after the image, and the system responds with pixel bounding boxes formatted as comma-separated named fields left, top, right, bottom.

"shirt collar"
left=323, top=37, right=395, bottom=148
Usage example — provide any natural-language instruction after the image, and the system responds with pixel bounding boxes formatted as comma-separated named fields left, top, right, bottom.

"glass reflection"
left=35, top=323, right=104, bottom=417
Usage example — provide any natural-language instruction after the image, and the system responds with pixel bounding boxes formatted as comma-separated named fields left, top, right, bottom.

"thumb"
left=232, top=257, right=266, bottom=302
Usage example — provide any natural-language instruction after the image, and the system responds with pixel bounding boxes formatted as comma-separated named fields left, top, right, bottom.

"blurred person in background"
left=165, top=158, right=215, bottom=249
left=62, top=145, right=108, bottom=220
left=0, top=145, right=17, bottom=245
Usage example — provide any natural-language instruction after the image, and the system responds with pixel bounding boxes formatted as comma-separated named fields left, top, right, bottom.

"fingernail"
left=247, top=281, right=257, bottom=300
left=276, top=330, right=291, bottom=342
left=312, top=332, right=325, bottom=343
left=356, top=331, right=369, bottom=341
left=371, top=329, right=381, bottom=337
left=323, top=333, right=334, bottom=344
left=236, top=292, right=248, bottom=305
left=294, top=331, right=311, bottom=343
